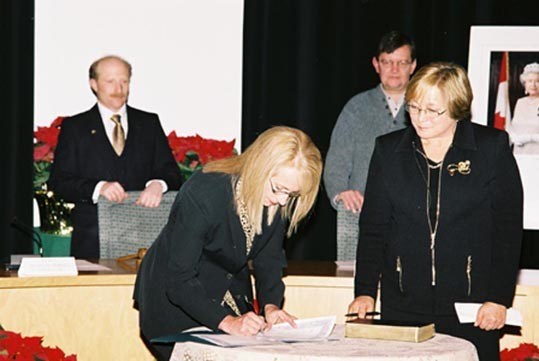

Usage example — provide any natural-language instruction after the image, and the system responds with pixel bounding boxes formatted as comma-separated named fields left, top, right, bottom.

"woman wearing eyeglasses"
left=134, top=126, right=322, bottom=360
left=348, top=62, right=523, bottom=361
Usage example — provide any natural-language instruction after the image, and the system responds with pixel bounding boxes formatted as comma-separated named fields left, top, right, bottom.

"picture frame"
left=468, top=26, right=539, bottom=230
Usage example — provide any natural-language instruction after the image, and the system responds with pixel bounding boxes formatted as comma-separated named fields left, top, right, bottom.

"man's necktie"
left=110, top=114, right=125, bottom=155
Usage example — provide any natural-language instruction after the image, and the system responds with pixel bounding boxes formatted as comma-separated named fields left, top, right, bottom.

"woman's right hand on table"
left=218, top=313, right=267, bottom=336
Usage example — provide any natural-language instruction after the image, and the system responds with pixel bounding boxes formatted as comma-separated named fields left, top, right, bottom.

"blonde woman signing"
left=348, top=63, right=523, bottom=361
left=134, top=126, right=323, bottom=360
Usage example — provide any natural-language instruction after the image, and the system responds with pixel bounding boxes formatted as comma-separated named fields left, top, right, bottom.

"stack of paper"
left=454, top=303, right=522, bottom=326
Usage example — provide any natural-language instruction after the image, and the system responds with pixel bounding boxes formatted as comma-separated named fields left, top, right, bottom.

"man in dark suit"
left=49, top=55, right=182, bottom=259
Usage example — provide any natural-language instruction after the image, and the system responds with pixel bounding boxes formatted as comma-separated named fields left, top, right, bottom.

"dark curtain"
left=2, top=0, right=538, bottom=265
left=0, top=0, right=34, bottom=263
left=242, top=0, right=539, bottom=264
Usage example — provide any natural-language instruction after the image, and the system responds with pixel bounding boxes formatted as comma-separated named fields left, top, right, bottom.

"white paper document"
left=454, top=302, right=522, bottom=326
left=183, top=315, right=336, bottom=347
left=263, top=315, right=337, bottom=341
left=517, top=269, right=539, bottom=286
left=18, top=257, right=78, bottom=277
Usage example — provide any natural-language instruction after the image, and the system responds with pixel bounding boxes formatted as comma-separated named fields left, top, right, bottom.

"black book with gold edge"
left=345, top=318, right=435, bottom=343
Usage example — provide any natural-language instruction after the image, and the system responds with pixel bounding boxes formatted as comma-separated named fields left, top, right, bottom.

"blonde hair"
left=203, top=126, right=322, bottom=237
left=405, top=62, right=473, bottom=120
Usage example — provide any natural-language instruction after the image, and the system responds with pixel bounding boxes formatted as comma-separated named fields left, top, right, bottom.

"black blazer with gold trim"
left=355, top=120, right=523, bottom=315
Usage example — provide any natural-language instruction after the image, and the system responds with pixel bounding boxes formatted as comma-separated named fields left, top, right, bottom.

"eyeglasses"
left=406, top=104, right=447, bottom=118
left=269, top=178, right=300, bottom=199
left=378, top=59, right=413, bottom=68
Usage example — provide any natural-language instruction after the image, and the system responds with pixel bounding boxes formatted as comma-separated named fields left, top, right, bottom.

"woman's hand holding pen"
left=263, top=304, right=297, bottom=332
left=347, top=295, right=375, bottom=319
left=218, top=313, right=267, bottom=336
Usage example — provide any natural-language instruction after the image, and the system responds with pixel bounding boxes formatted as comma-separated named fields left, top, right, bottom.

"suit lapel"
left=123, top=106, right=142, bottom=156
left=224, top=178, right=253, bottom=264
left=86, top=105, right=119, bottom=164
left=91, top=105, right=141, bottom=159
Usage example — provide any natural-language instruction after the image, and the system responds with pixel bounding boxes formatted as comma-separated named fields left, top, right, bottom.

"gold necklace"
left=221, top=178, right=255, bottom=316
left=415, top=147, right=442, bottom=169
left=414, top=143, right=444, bottom=287
left=425, top=159, right=442, bottom=287
left=235, top=179, right=254, bottom=254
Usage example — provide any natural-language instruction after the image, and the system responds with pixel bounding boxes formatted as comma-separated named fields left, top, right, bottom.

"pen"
left=244, top=295, right=260, bottom=315
left=344, top=311, right=381, bottom=317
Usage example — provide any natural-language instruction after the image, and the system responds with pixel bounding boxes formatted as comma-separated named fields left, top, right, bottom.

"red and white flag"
left=493, top=52, right=511, bottom=130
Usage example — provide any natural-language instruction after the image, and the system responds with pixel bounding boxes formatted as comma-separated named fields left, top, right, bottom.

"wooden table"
left=0, top=261, right=536, bottom=360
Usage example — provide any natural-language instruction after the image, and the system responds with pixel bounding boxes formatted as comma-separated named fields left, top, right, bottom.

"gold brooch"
left=447, top=160, right=471, bottom=176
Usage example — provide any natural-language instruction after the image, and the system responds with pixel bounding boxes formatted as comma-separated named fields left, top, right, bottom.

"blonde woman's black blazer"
left=134, top=172, right=287, bottom=340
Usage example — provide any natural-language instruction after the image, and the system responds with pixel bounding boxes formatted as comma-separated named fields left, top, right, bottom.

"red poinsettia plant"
left=0, top=328, right=76, bottom=360
left=33, top=117, right=65, bottom=190
left=500, top=343, right=539, bottom=361
left=34, top=118, right=236, bottom=185
left=167, top=132, right=236, bottom=181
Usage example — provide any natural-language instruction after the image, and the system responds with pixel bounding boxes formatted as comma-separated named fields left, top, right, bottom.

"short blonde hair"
left=406, top=62, right=473, bottom=120
left=204, top=126, right=322, bottom=237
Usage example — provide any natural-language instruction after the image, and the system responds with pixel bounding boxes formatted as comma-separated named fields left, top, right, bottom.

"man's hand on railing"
left=136, top=181, right=163, bottom=208
left=100, top=181, right=129, bottom=203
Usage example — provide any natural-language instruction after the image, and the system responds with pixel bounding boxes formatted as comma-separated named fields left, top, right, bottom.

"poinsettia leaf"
left=22, top=336, right=44, bottom=355
left=0, top=331, right=23, bottom=353
left=43, top=346, right=66, bottom=359
left=501, top=343, right=539, bottom=361
left=0, top=329, right=77, bottom=360
left=50, top=116, right=65, bottom=129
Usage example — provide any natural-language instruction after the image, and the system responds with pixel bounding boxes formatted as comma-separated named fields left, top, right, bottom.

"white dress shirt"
left=91, top=102, right=167, bottom=203
left=380, top=86, right=405, bottom=118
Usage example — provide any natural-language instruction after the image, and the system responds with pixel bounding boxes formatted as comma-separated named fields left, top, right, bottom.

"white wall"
left=35, top=0, right=243, bottom=148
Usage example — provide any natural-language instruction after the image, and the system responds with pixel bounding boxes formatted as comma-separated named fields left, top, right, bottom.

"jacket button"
left=226, top=273, right=233, bottom=280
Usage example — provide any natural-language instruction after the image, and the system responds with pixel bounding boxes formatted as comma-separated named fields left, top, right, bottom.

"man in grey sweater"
left=324, top=31, right=416, bottom=212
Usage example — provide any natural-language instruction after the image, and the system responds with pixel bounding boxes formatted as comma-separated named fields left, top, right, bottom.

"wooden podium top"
left=0, top=260, right=354, bottom=289
left=0, top=259, right=135, bottom=288
left=0, top=259, right=535, bottom=294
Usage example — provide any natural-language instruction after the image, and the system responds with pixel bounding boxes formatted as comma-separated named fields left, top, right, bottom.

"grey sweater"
left=324, top=85, right=408, bottom=209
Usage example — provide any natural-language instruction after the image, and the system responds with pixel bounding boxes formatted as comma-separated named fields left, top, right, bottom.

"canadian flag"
left=493, top=52, right=511, bottom=130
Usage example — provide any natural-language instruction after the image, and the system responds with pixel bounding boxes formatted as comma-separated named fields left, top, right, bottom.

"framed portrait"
left=468, top=26, right=539, bottom=230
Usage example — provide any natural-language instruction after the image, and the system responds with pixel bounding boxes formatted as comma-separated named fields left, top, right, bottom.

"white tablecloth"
left=170, top=325, right=479, bottom=361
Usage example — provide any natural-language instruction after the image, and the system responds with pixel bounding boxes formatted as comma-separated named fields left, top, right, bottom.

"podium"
left=0, top=261, right=536, bottom=359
